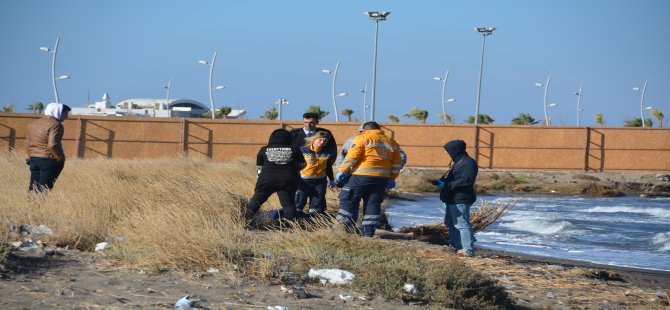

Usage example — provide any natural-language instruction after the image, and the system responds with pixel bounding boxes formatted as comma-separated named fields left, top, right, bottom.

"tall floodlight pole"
left=360, top=84, right=368, bottom=122
left=276, top=98, right=289, bottom=121
left=633, top=81, right=648, bottom=128
left=473, top=27, right=495, bottom=125
left=574, top=86, right=583, bottom=126
left=366, top=11, right=390, bottom=121
left=198, top=51, right=226, bottom=119
left=433, top=69, right=451, bottom=124
left=40, top=36, right=70, bottom=103
left=163, top=79, right=171, bottom=116
left=322, top=61, right=348, bottom=122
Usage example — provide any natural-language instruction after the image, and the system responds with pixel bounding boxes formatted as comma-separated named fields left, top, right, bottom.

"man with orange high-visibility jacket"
left=335, top=121, right=402, bottom=237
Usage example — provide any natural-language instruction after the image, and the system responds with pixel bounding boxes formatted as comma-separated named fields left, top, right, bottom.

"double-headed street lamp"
left=474, top=27, right=495, bottom=125
left=275, top=98, right=289, bottom=121
left=162, top=79, right=171, bottom=116
left=322, top=61, right=348, bottom=122
left=574, top=86, right=583, bottom=126
left=535, top=75, right=556, bottom=126
left=40, top=36, right=70, bottom=103
left=433, top=69, right=456, bottom=124
left=633, top=81, right=648, bottom=128
left=366, top=11, right=390, bottom=121
left=198, top=51, right=225, bottom=119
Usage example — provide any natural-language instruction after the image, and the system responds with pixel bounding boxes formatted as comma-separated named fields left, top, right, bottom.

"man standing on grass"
left=26, top=102, right=71, bottom=192
left=290, top=112, right=337, bottom=167
left=335, top=121, right=402, bottom=237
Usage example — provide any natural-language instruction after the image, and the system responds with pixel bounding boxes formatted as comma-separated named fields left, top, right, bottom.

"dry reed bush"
left=259, top=228, right=512, bottom=309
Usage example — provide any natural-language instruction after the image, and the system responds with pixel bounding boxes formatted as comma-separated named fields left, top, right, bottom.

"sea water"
left=385, top=193, right=670, bottom=271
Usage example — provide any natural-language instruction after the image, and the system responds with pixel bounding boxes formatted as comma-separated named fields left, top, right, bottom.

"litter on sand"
left=307, top=268, right=355, bottom=285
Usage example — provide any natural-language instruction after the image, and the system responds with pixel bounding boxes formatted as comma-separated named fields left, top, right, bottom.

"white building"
left=70, top=93, right=246, bottom=119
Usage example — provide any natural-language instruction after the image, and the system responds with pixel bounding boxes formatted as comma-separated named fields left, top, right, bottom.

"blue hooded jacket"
left=439, top=140, right=478, bottom=205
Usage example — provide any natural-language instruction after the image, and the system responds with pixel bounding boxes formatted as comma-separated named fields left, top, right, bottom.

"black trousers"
left=28, top=157, right=65, bottom=192
left=246, top=189, right=297, bottom=220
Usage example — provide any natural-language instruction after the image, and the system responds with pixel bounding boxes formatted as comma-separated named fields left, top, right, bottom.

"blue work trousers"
left=295, top=177, right=327, bottom=214
left=336, top=175, right=387, bottom=237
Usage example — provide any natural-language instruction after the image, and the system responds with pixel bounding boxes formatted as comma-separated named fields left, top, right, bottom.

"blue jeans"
left=28, top=157, right=65, bottom=192
left=444, top=203, right=474, bottom=255
left=336, top=175, right=386, bottom=237
left=295, top=178, right=327, bottom=213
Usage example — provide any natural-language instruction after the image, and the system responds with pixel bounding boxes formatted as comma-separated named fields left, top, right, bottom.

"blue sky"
left=1, top=0, right=669, bottom=126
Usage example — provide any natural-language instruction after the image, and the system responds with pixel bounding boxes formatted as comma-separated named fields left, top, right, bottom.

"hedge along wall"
left=2, top=113, right=669, bottom=172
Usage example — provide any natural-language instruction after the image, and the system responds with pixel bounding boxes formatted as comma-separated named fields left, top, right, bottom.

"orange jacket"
left=338, top=129, right=402, bottom=179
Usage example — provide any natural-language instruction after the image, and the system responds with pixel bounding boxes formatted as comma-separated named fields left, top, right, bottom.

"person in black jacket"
left=435, top=140, right=478, bottom=257
left=290, top=112, right=337, bottom=167
left=245, top=129, right=306, bottom=222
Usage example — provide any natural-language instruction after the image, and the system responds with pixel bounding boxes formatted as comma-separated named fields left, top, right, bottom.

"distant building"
left=70, top=93, right=246, bottom=119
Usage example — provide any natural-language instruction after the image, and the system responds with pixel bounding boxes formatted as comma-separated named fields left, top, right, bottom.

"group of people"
left=243, top=112, right=479, bottom=257
left=26, top=108, right=479, bottom=257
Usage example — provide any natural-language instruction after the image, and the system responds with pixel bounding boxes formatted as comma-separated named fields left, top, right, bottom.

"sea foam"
left=652, top=232, right=670, bottom=252
left=500, top=219, right=573, bottom=235
left=582, top=206, right=670, bottom=219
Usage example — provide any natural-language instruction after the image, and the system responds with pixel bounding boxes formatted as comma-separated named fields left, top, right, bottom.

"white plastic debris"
left=308, top=268, right=355, bottom=285
left=95, top=242, right=110, bottom=251
left=206, top=268, right=220, bottom=273
left=403, top=283, right=420, bottom=294
left=339, top=293, right=354, bottom=301
left=175, top=295, right=194, bottom=308
left=267, top=306, right=288, bottom=310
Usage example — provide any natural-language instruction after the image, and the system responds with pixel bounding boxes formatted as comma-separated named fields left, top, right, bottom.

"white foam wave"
left=500, top=219, right=573, bottom=235
left=652, top=232, right=670, bottom=252
left=582, top=206, right=670, bottom=219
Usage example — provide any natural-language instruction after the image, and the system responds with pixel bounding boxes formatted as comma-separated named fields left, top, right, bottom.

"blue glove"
left=386, top=179, right=396, bottom=189
left=329, top=180, right=336, bottom=189
left=336, top=172, right=348, bottom=183
left=436, top=179, right=446, bottom=190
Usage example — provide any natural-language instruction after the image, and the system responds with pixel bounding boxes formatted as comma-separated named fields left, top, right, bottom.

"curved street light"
left=323, top=61, right=346, bottom=122
left=163, top=79, right=171, bottom=116
left=474, top=27, right=496, bottom=125
left=198, top=52, right=225, bottom=119
left=574, top=86, right=583, bottom=126
left=633, top=81, right=648, bottom=128
left=366, top=11, right=391, bottom=121
left=40, top=36, right=69, bottom=103
left=433, top=69, right=453, bottom=124
left=535, top=75, right=552, bottom=126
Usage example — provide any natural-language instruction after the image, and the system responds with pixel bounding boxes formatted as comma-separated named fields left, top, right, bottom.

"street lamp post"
left=322, top=61, right=348, bottom=122
left=633, top=81, right=648, bottom=128
left=574, top=86, right=583, bottom=126
left=276, top=98, right=289, bottom=121
left=474, top=27, right=495, bottom=125
left=198, top=51, right=225, bottom=119
left=535, top=75, right=552, bottom=126
left=163, top=79, right=171, bottom=117
left=360, top=84, right=368, bottom=122
left=40, top=35, right=70, bottom=103
left=433, top=69, right=453, bottom=124
left=366, top=11, right=390, bottom=121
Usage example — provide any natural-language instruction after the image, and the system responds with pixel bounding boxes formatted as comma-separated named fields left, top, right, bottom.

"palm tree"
left=1, top=104, right=15, bottom=113
left=216, top=106, right=232, bottom=119
left=27, top=101, right=45, bottom=114
left=650, top=108, right=664, bottom=128
left=341, top=108, right=354, bottom=122
left=261, top=107, right=279, bottom=120
left=594, top=113, right=606, bottom=126
left=438, top=113, right=454, bottom=124
left=465, top=114, right=494, bottom=124
left=624, top=117, right=653, bottom=127
left=511, top=113, right=537, bottom=125
left=403, top=107, right=429, bottom=123
left=387, top=114, right=400, bottom=123
left=306, top=105, right=329, bottom=120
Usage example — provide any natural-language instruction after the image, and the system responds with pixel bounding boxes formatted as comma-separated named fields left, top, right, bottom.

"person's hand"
left=386, top=179, right=396, bottom=189
left=329, top=180, right=336, bottom=189
left=436, top=179, right=446, bottom=190
left=336, top=172, right=348, bottom=183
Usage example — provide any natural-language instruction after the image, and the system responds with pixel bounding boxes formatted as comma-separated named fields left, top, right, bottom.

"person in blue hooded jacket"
left=436, top=139, right=478, bottom=257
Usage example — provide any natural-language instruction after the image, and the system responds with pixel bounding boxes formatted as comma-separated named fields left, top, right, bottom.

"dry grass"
left=0, top=150, right=513, bottom=308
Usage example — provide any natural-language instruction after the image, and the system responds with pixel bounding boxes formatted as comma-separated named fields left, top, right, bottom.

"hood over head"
left=443, top=139, right=467, bottom=161
left=44, top=103, right=64, bottom=120
left=268, top=129, right=291, bottom=145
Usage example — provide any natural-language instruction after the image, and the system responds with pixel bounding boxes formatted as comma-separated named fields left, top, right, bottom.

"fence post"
left=75, top=116, right=84, bottom=158
left=584, top=127, right=590, bottom=171
left=180, top=118, right=189, bottom=157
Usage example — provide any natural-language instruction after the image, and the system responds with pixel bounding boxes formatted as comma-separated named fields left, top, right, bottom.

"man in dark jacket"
left=26, top=102, right=71, bottom=192
left=290, top=112, right=337, bottom=167
left=245, top=129, right=306, bottom=222
left=437, top=139, right=478, bottom=257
